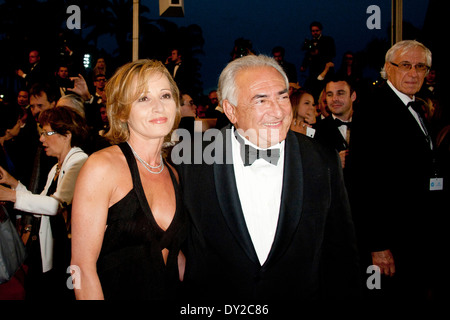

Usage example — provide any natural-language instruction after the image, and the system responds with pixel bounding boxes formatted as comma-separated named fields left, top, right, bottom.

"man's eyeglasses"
left=390, top=62, right=430, bottom=73
left=40, top=131, right=58, bottom=137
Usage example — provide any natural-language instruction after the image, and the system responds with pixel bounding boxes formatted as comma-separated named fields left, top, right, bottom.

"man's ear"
left=384, top=62, right=392, bottom=79
left=222, top=100, right=237, bottom=124
left=351, top=90, right=357, bottom=102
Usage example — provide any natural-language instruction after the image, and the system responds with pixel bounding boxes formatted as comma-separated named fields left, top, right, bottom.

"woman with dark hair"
left=0, top=106, right=89, bottom=300
left=289, top=89, right=317, bottom=137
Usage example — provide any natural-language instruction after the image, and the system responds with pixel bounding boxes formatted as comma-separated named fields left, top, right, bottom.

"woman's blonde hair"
left=105, top=59, right=181, bottom=145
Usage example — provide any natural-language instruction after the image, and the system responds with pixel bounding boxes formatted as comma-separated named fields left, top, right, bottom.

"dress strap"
left=118, top=142, right=141, bottom=186
left=117, top=142, right=163, bottom=235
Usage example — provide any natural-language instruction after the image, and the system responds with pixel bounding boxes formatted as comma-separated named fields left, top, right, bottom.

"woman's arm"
left=13, top=152, right=88, bottom=216
left=70, top=149, right=117, bottom=300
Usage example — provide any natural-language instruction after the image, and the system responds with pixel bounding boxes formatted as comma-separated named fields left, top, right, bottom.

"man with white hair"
left=350, top=40, right=443, bottom=300
left=177, top=55, right=360, bottom=301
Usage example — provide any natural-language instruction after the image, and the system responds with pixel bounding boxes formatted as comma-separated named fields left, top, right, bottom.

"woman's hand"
left=0, top=184, right=16, bottom=202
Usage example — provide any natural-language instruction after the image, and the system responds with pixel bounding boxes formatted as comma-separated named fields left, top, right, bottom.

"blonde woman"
left=71, top=60, right=185, bottom=300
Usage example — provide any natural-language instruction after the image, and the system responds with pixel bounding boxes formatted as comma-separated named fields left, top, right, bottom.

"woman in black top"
left=70, top=59, right=186, bottom=300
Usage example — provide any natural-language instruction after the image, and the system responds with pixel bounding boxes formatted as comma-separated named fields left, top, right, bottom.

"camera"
left=231, top=38, right=253, bottom=60
left=302, top=38, right=317, bottom=51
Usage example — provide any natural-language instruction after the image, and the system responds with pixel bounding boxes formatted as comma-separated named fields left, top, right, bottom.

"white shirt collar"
left=387, top=80, right=414, bottom=106
left=231, top=127, right=284, bottom=167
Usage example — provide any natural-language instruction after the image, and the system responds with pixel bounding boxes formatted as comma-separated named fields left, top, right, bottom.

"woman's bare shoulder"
left=88, top=145, right=123, bottom=165
left=80, top=145, right=126, bottom=177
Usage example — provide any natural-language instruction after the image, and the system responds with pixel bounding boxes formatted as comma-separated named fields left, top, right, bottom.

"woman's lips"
left=150, top=117, right=168, bottom=124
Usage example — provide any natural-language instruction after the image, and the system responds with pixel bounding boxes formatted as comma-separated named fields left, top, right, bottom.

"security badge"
left=429, top=178, right=444, bottom=191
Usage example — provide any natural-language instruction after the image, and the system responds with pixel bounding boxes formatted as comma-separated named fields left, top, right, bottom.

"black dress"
left=97, top=142, right=186, bottom=300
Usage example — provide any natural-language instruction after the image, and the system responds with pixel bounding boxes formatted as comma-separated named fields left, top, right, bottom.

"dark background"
left=0, top=0, right=443, bottom=101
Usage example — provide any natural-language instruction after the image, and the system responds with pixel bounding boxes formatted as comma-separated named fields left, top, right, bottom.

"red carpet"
left=0, top=265, right=28, bottom=300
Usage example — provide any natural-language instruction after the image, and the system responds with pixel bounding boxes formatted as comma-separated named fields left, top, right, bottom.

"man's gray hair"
left=380, top=40, right=432, bottom=79
left=218, top=54, right=289, bottom=106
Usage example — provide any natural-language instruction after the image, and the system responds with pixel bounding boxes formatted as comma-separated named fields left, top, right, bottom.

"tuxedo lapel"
left=213, top=126, right=260, bottom=265
left=321, top=116, right=348, bottom=151
left=384, top=85, right=432, bottom=150
left=264, top=131, right=303, bottom=267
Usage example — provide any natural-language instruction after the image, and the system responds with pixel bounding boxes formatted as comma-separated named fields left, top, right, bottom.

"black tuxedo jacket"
left=177, top=127, right=360, bottom=300
left=315, top=116, right=354, bottom=194
left=166, top=61, right=188, bottom=91
left=314, top=116, right=349, bottom=152
left=350, top=83, right=438, bottom=258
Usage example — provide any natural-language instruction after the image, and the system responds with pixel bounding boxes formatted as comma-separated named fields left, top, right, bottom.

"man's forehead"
left=238, top=67, right=285, bottom=85
left=326, top=81, right=350, bottom=91
left=394, top=47, right=426, bottom=62
left=30, top=92, right=48, bottom=102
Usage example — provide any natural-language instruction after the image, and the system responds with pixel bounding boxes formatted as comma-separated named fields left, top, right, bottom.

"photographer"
left=300, top=21, right=336, bottom=99
left=230, top=38, right=255, bottom=61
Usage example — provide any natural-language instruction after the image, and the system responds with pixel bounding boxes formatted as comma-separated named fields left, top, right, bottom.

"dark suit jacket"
left=166, top=62, right=189, bottom=92
left=314, top=116, right=349, bottom=152
left=177, top=127, right=360, bottom=300
left=350, top=83, right=439, bottom=264
left=315, top=116, right=354, bottom=195
left=23, top=62, right=48, bottom=89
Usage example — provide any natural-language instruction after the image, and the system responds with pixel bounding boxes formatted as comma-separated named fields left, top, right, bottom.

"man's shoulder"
left=288, top=130, right=336, bottom=158
left=315, top=115, right=335, bottom=128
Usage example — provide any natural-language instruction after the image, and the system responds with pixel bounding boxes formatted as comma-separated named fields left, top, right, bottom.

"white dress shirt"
left=231, top=128, right=285, bottom=265
left=332, top=114, right=352, bottom=142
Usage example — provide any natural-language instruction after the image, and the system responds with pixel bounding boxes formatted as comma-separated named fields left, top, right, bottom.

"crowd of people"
left=0, top=20, right=448, bottom=305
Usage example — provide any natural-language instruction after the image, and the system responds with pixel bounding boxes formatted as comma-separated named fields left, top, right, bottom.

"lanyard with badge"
left=430, top=157, right=444, bottom=191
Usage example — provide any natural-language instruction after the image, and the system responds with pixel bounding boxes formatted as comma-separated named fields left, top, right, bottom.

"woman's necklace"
left=127, top=142, right=164, bottom=174
left=54, top=163, right=61, bottom=181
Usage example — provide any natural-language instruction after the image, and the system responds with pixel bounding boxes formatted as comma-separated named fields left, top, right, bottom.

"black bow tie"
left=334, top=118, right=352, bottom=128
left=234, top=130, right=280, bottom=166
left=407, top=101, right=424, bottom=117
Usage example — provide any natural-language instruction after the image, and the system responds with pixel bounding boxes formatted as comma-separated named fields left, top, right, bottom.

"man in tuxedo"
left=350, top=40, right=444, bottom=300
left=16, top=50, right=47, bottom=89
left=314, top=77, right=356, bottom=211
left=176, top=55, right=360, bottom=300
left=314, top=77, right=355, bottom=169
left=165, top=48, right=188, bottom=92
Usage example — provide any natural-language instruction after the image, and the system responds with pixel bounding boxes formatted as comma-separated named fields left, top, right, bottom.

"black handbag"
left=0, top=205, right=27, bottom=284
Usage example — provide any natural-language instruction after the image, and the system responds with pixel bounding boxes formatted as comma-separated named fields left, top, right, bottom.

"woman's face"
left=39, top=124, right=70, bottom=158
left=127, top=72, right=177, bottom=141
left=296, top=93, right=316, bottom=121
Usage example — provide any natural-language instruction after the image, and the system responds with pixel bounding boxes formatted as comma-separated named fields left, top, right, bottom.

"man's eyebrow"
left=251, top=89, right=288, bottom=101
left=251, top=93, right=268, bottom=100
left=278, top=88, right=289, bottom=95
